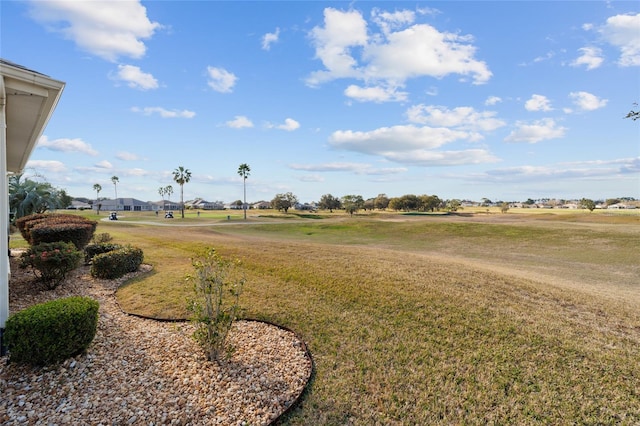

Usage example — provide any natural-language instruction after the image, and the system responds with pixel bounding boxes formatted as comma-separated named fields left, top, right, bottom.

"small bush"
left=16, top=213, right=97, bottom=249
left=84, top=242, right=122, bottom=264
left=90, top=245, right=144, bottom=279
left=92, top=233, right=113, bottom=244
left=30, top=221, right=96, bottom=250
left=5, top=296, right=99, bottom=366
left=19, top=241, right=83, bottom=289
left=187, top=247, right=245, bottom=363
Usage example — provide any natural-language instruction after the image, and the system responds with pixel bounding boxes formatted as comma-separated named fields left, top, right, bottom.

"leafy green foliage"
left=19, top=241, right=82, bottom=289
left=15, top=213, right=97, bottom=249
left=187, top=247, right=245, bottom=363
left=90, top=245, right=144, bottom=279
left=84, top=242, right=122, bottom=264
left=580, top=198, right=596, bottom=212
left=271, top=192, right=298, bottom=213
left=318, top=193, right=342, bottom=212
left=8, top=173, right=68, bottom=221
left=5, top=296, right=99, bottom=365
left=341, top=194, right=364, bottom=216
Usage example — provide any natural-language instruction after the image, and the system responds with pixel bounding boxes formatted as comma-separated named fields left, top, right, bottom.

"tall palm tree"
left=165, top=185, right=173, bottom=209
left=237, top=163, right=251, bottom=220
left=93, top=183, right=102, bottom=215
left=158, top=187, right=165, bottom=210
left=172, top=167, right=191, bottom=219
left=111, top=176, right=119, bottom=201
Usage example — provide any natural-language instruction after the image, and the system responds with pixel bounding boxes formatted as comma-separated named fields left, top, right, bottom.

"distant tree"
left=363, top=198, right=375, bottom=211
left=374, top=194, right=390, bottom=210
left=419, top=195, right=442, bottom=212
left=524, top=198, right=536, bottom=205
left=9, top=174, right=65, bottom=221
left=481, top=198, right=492, bottom=207
left=500, top=202, right=510, bottom=213
left=58, top=190, right=73, bottom=210
left=111, top=176, right=119, bottom=200
left=158, top=187, right=166, bottom=210
left=172, top=166, right=192, bottom=218
left=388, top=197, right=402, bottom=211
left=579, top=198, right=596, bottom=212
left=606, top=198, right=621, bottom=206
left=446, top=199, right=462, bottom=212
left=165, top=185, right=174, bottom=207
left=237, top=163, right=251, bottom=220
left=318, top=193, right=341, bottom=212
left=93, top=183, right=102, bottom=215
left=271, top=192, right=298, bottom=213
left=232, top=200, right=243, bottom=208
left=342, top=194, right=365, bottom=216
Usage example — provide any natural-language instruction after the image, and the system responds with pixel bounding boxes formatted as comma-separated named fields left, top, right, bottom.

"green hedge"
left=19, top=241, right=83, bottom=289
left=15, top=213, right=97, bottom=249
left=5, top=296, right=99, bottom=366
left=84, top=242, right=122, bottom=264
left=90, top=246, right=144, bottom=279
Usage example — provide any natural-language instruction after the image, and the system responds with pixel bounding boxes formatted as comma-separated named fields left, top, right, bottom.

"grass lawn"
left=11, top=209, right=640, bottom=424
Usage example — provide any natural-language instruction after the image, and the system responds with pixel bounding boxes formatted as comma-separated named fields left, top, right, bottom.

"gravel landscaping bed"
left=0, top=253, right=313, bottom=425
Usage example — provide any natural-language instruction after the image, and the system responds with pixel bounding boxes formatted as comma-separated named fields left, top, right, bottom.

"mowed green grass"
left=16, top=211, right=640, bottom=424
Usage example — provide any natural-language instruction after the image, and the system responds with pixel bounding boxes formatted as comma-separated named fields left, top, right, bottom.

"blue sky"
left=2, top=1, right=639, bottom=204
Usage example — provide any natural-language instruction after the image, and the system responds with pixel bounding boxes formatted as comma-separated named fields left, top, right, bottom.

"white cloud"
left=307, top=8, right=368, bottom=85
left=25, top=160, right=67, bottom=173
left=113, top=64, right=158, bottom=90
left=226, top=116, right=254, bottom=129
left=116, top=151, right=139, bottom=161
left=328, top=124, right=497, bottom=166
left=37, top=135, right=98, bottom=156
left=131, top=106, right=195, bottom=118
left=344, top=84, right=408, bottom=102
left=383, top=149, right=499, bottom=166
left=479, top=157, right=640, bottom=182
left=406, top=105, right=506, bottom=132
left=330, top=125, right=470, bottom=152
left=289, top=162, right=407, bottom=175
left=525, top=94, right=553, bottom=112
left=306, top=7, right=491, bottom=97
left=570, top=47, right=604, bottom=70
left=485, top=96, right=502, bottom=106
left=598, top=13, right=640, bottom=67
left=28, top=0, right=161, bottom=62
left=569, top=91, right=608, bottom=111
left=262, top=27, right=280, bottom=50
left=371, top=8, right=416, bottom=35
left=207, top=66, right=238, bottom=93
left=94, top=160, right=113, bottom=169
left=505, top=118, right=566, bottom=143
left=276, top=118, right=300, bottom=131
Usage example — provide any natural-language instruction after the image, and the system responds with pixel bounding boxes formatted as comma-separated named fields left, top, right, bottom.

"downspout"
left=0, top=74, right=9, bottom=356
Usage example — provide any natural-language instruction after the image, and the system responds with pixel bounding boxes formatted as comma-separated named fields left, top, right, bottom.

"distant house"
left=99, top=198, right=153, bottom=212
left=186, top=198, right=225, bottom=210
left=68, top=200, right=92, bottom=210
left=252, top=201, right=271, bottom=209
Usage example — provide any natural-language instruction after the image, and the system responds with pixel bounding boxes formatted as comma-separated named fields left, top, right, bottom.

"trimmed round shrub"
left=19, top=241, right=83, bottom=289
left=5, top=296, right=99, bottom=366
left=84, top=242, right=122, bottom=264
left=16, top=213, right=97, bottom=249
left=90, top=245, right=144, bottom=279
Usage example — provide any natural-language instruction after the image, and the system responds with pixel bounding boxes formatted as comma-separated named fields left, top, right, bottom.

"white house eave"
left=1, top=59, right=65, bottom=347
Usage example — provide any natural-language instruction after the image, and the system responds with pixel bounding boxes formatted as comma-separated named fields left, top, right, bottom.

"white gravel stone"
left=1, top=255, right=313, bottom=425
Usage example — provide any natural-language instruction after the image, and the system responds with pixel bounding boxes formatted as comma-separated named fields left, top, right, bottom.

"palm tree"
left=93, top=183, right=102, bottom=215
left=111, top=176, right=119, bottom=201
left=165, top=185, right=173, bottom=209
left=172, top=167, right=191, bottom=219
left=237, top=163, right=251, bottom=220
left=158, top=187, right=165, bottom=210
